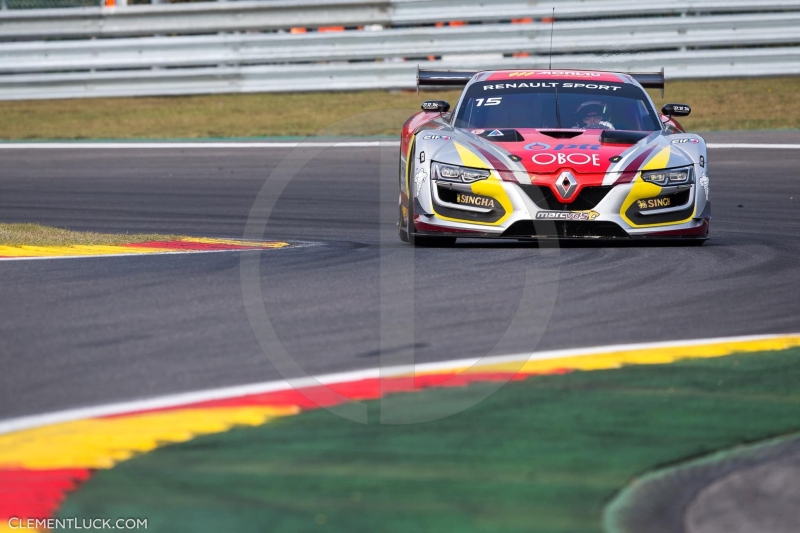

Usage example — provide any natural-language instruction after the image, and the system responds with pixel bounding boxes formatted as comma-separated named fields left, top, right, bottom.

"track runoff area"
left=1, top=138, right=800, bottom=532
left=2, top=335, right=800, bottom=533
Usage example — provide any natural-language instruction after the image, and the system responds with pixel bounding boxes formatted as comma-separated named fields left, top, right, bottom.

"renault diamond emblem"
left=556, top=171, right=577, bottom=199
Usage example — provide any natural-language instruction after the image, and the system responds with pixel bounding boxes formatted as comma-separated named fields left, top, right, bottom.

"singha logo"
left=637, top=200, right=648, bottom=209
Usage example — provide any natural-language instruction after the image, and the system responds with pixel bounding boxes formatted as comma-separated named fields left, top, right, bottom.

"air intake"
left=601, top=130, right=651, bottom=145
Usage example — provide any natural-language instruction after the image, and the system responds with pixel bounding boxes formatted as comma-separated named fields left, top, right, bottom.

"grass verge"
left=0, top=77, right=797, bottom=140
left=58, top=347, right=800, bottom=533
left=0, top=223, right=178, bottom=247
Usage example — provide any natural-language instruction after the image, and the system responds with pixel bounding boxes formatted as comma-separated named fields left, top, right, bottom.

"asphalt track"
left=1, top=130, right=799, bottom=421
left=687, top=450, right=800, bottom=533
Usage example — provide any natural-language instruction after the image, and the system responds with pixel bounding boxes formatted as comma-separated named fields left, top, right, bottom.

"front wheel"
left=398, top=202, right=409, bottom=243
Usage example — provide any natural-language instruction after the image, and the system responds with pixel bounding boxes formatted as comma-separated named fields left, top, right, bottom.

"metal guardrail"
left=1, top=0, right=101, bottom=10
left=0, top=0, right=798, bottom=99
left=1, top=0, right=799, bottom=39
left=2, top=13, right=799, bottom=73
left=2, top=47, right=799, bottom=100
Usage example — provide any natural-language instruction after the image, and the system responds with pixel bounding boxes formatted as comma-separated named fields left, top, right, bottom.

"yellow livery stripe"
left=642, top=145, right=671, bottom=171
left=434, top=142, right=513, bottom=226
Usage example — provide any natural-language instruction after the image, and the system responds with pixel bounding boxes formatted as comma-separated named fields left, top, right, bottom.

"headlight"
left=431, top=162, right=491, bottom=184
left=641, top=166, right=694, bottom=186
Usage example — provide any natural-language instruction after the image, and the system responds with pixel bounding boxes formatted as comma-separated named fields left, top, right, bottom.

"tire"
left=398, top=202, right=409, bottom=243
left=398, top=152, right=411, bottom=243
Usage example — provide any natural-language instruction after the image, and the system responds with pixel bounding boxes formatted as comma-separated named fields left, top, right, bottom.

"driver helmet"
left=576, top=101, right=608, bottom=125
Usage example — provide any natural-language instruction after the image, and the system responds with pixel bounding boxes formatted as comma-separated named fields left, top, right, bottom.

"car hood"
left=422, top=127, right=695, bottom=187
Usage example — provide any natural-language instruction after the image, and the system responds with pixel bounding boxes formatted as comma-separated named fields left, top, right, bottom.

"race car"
left=398, top=68, right=710, bottom=246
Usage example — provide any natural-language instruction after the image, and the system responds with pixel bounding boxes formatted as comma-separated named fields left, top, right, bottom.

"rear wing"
left=417, top=67, right=665, bottom=96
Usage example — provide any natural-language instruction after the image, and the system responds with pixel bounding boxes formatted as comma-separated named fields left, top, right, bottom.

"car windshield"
left=454, top=80, right=660, bottom=132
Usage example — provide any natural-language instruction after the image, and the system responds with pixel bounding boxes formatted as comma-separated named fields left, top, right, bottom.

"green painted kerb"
left=58, top=348, right=800, bottom=533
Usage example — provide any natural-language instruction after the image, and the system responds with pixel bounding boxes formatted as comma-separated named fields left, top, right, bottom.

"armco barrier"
left=0, top=0, right=798, bottom=39
left=1, top=13, right=798, bottom=73
left=1, top=47, right=799, bottom=101
left=0, top=0, right=798, bottom=99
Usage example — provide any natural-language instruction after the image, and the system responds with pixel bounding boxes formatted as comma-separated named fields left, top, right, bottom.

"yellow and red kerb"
left=2, top=335, right=799, bottom=532
left=0, top=237, right=290, bottom=259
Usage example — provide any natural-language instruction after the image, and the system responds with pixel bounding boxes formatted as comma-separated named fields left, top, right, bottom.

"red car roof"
left=483, top=70, right=631, bottom=84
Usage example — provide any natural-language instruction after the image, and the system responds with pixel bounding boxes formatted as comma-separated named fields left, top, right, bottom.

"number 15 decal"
left=475, top=97, right=502, bottom=107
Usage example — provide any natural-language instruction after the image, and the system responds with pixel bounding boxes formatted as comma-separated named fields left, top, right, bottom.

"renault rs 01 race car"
left=398, top=69, right=710, bottom=246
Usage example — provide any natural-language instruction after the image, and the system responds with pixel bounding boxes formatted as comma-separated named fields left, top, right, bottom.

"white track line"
left=0, top=332, right=796, bottom=436
left=0, top=142, right=796, bottom=149
left=0, top=141, right=401, bottom=149
left=707, top=143, right=800, bottom=149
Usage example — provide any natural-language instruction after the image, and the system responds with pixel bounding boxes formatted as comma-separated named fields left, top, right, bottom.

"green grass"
left=648, top=76, right=800, bottom=131
left=0, top=223, right=178, bottom=246
left=58, top=348, right=800, bottom=533
left=0, top=91, right=433, bottom=140
left=1, top=77, right=797, bottom=140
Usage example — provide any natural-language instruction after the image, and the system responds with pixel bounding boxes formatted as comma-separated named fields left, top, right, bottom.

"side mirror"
left=421, top=100, right=450, bottom=113
left=661, top=103, right=691, bottom=117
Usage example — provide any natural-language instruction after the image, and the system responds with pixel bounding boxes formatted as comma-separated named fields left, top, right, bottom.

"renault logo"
left=556, top=171, right=577, bottom=199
